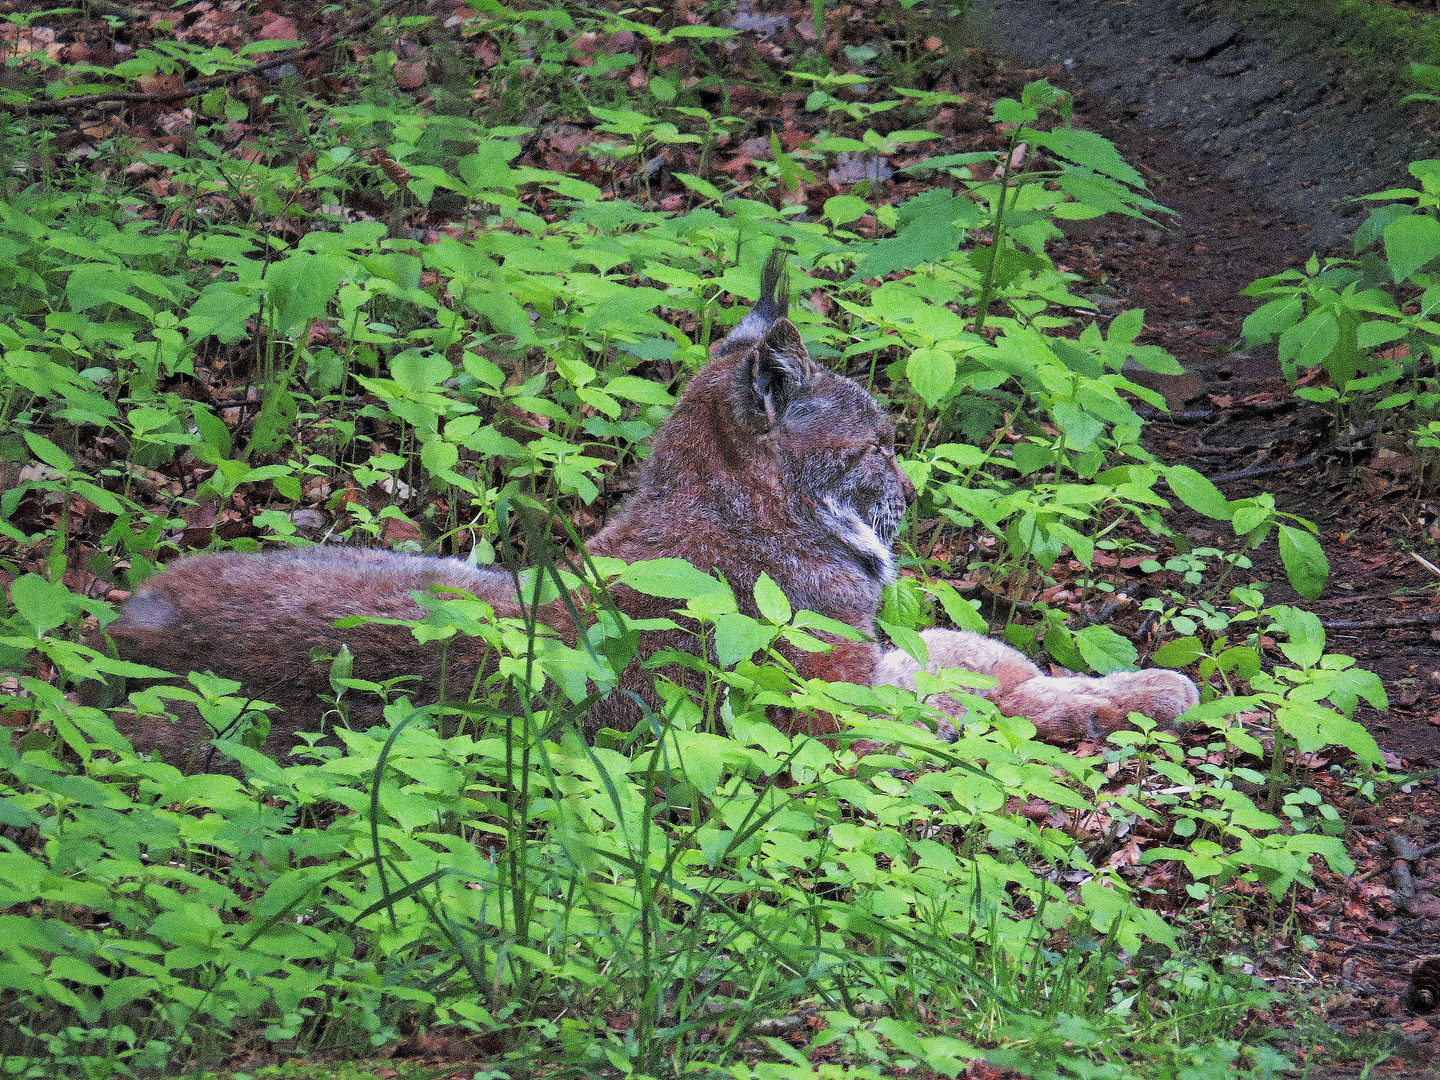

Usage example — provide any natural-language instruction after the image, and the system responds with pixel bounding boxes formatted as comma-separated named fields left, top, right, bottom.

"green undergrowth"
left=1240, top=0, right=1440, bottom=82
left=0, top=1, right=1391, bottom=1077
left=1241, top=156, right=1440, bottom=496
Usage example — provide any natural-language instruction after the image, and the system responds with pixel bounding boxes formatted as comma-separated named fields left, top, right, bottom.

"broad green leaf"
left=1165, top=465, right=1231, bottom=520
left=877, top=618, right=926, bottom=669
left=1074, top=624, right=1139, bottom=675
left=1271, top=606, right=1324, bottom=669
left=1032, top=127, right=1144, bottom=187
left=0, top=798, right=35, bottom=829
left=665, top=24, right=737, bottom=39
left=850, top=188, right=978, bottom=280
left=190, top=404, right=233, bottom=459
left=1051, top=401, right=1105, bottom=451
left=823, top=195, right=871, bottom=226
left=249, top=387, right=297, bottom=456
left=753, top=573, right=792, bottom=625
left=185, top=281, right=259, bottom=344
left=713, top=612, right=775, bottom=668
left=455, top=141, right=522, bottom=191
left=620, top=559, right=728, bottom=600
left=1241, top=294, right=1304, bottom=344
left=928, top=580, right=990, bottom=633
left=392, top=352, right=454, bottom=392
left=1277, top=309, right=1338, bottom=370
left=1107, top=306, right=1145, bottom=345
left=364, top=252, right=423, bottom=290
left=672, top=172, right=723, bottom=201
left=1383, top=212, right=1440, bottom=282
left=664, top=731, right=732, bottom=797
left=1229, top=501, right=1273, bottom=537
left=64, top=262, right=127, bottom=313
left=907, top=346, right=956, bottom=407
left=10, top=574, right=75, bottom=636
left=72, top=480, right=126, bottom=516
left=604, top=375, right=674, bottom=406
left=1151, top=636, right=1203, bottom=668
left=420, top=437, right=459, bottom=474
left=265, top=253, right=353, bottom=335
left=22, top=430, right=73, bottom=472
left=1277, top=524, right=1328, bottom=601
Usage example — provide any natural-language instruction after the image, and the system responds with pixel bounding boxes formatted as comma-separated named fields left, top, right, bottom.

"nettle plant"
left=0, top=2, right=1385, bottom=1072
left=1242, top=157, right=1440, bottom=492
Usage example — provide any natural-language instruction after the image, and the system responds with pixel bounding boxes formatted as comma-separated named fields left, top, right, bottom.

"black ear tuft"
left=746, top=318, right=818, bottom=428
left=752, top=247, right=791, bottom=327
left=710, top=246, right=794, bottom=360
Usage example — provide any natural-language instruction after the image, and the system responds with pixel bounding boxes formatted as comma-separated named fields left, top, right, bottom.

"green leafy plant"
left=0, top=2, right=1391, bottom=1077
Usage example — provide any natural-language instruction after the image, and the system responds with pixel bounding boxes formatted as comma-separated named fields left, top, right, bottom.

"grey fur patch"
left=114, top=593, right=175, bottom=631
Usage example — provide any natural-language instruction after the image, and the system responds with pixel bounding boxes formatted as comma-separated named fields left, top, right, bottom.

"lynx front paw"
left=998, top=669, right=1199, bottom=741
left=875, top=628, right=1200, bottom=745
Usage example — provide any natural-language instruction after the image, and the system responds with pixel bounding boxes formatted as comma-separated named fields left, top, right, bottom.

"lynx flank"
left=105, top=253, right=1196, bottom=762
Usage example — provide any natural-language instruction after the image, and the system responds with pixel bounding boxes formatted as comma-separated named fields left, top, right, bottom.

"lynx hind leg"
left=874, top=628, right=1045, bottom=740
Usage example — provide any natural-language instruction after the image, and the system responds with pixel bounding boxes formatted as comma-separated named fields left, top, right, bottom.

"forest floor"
left=10, top=0, right=1440, bottom=1073
left=970, top=0, right=1440, bottom=1070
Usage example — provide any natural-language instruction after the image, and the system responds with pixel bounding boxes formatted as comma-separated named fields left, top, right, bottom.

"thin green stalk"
left=972, top=136, right=1027, bottom=334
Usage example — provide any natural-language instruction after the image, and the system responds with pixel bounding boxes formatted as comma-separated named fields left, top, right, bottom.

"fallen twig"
left=1312, top=932, right=1432, bottom=957
left=1411, top=551, right=1440, bottom=578
left=1209, top=453, right=1323, bottom=485
left=1132, top=405, right=1214, bottom=423
left=1320, top=612, right=1440, bottom=632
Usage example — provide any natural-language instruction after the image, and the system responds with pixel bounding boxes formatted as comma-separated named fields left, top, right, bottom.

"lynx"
left=102, top=253, right=1197, bottom=763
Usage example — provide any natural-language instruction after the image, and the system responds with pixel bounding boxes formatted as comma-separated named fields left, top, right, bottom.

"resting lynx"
left=103, top=253, right=1196, bottom=762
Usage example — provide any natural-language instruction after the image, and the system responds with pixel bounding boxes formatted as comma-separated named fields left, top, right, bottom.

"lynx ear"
left=711, top=247, right=793, bottom=360
left=745, top=318, right=819, bottom=428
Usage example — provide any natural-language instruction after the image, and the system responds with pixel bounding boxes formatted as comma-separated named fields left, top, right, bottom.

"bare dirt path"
left=971, top=0, right=1437, bottom=250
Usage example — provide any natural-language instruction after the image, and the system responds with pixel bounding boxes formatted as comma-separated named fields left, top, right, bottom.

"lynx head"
left=602, top=251, right=915, bottom=597
left=736, top=306, right=914, bottom=581
left=679, top=252, right=904, bottom=584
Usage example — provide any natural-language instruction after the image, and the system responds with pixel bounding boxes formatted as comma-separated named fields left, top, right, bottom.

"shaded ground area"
left=967, top=2, right=1440, bottom=1067
left=973, top=0, right=1439, bottom=250
left=968, top=0, right=1440, bottom=764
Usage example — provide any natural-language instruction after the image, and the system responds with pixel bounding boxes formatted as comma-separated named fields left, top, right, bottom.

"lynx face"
left=777, top=378, right=913, bottom=583
left=694, top=258, right=915, bottom=590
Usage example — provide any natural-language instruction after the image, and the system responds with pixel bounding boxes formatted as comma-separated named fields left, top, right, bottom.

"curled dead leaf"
left=392, top=61, right=427, bottom=91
